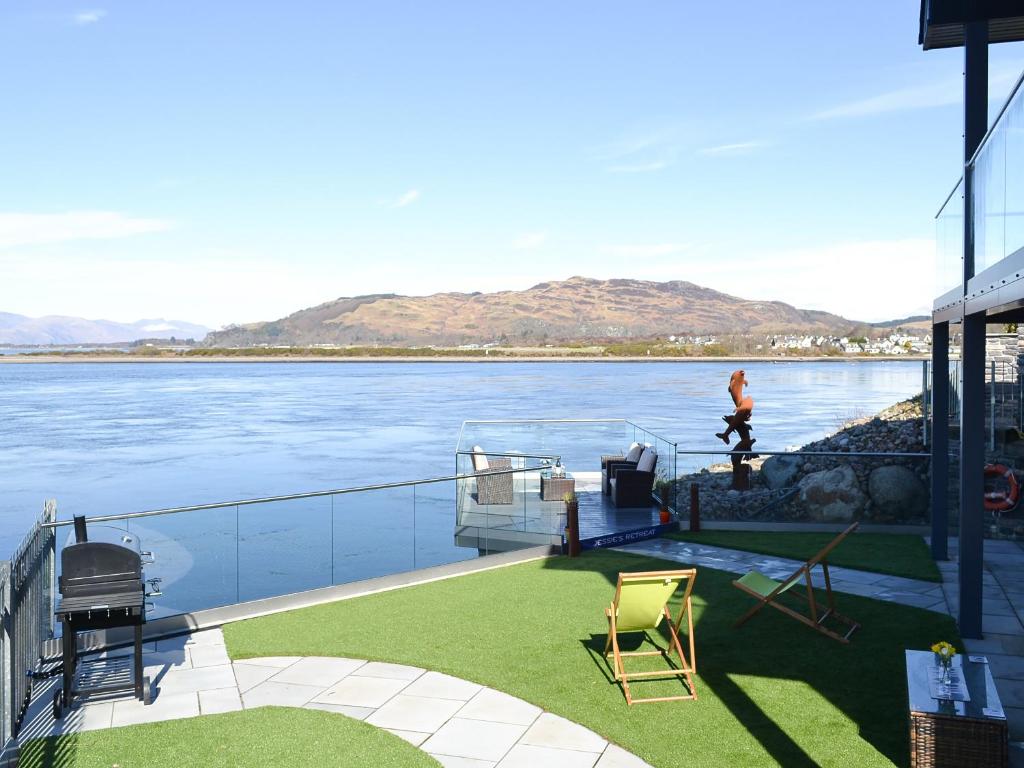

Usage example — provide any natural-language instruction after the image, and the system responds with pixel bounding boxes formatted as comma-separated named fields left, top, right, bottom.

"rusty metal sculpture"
left=715, top=370, right=757, bottom=490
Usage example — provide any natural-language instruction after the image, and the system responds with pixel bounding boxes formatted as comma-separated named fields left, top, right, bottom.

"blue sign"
left=575, top=522, right=676, bottom=551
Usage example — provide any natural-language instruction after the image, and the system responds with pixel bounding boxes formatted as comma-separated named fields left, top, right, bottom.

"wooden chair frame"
left=603, top=569, right=697, bottom=705
left=732, top=522, right=861, bottom=643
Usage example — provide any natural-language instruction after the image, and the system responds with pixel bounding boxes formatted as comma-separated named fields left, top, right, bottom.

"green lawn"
left=223, top=549, right=957, bottom=768
left=665, top=530, right=941, bottom=582
left=20, top=707, right=440, bottom=768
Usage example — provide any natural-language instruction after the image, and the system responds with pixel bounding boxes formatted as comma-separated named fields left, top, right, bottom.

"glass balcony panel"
left=332, top=487, right=414, bottom=585
left=238, top=496, right=331, bottom=602
left=1006, top=92, right=1024, bottom=260
left=935, top=180, right=964, bottom=297
left=124, top=507, right=238, bottom=616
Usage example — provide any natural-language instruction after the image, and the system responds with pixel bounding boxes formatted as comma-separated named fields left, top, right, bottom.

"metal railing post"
left=991, top=360, right=997, bottom=450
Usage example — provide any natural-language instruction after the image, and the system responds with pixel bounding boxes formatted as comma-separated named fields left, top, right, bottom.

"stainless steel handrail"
left=42, top=463, right=552, bottom=528
left=458, top=418, right=677, bottom=448
left=454, top=451, right=560, bottom=460
left=676, top=449, right=929, bottom=458
left=935, top=177, right=964, bottom=219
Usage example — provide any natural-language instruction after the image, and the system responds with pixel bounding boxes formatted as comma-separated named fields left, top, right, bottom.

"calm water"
left=0, top=360, right=922, bottom=554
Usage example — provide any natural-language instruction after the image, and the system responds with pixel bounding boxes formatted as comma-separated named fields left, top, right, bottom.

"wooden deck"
left=454, top=471, right=661, bottom=552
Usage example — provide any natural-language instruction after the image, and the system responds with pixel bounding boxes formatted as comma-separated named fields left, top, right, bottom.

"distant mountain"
left=0, top=313, right=210, bottom=345
left=204, top=276, right=868, bottom=348
left=869, top=315, right=930, bottom=329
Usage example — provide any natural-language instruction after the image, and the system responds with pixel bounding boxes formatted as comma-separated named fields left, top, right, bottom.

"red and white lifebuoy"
left=984, top=464, right=1020, bottom=512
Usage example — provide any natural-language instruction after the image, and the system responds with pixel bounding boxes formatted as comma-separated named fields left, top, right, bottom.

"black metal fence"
left=0, top=501, right=56, bottom=756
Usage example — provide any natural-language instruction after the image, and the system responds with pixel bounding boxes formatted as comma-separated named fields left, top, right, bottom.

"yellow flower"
left=931, top=641, right=956, bottom=659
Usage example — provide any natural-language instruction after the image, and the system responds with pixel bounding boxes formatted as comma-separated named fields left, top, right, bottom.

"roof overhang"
left=920, top=0, right=1024, bottom=49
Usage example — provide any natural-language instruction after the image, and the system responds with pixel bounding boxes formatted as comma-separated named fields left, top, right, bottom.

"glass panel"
left=412, top=482, right=476, bottom=570
left=332, top=487, right=413, bottom=584
left=126, top=508, right=238, bottom=616
left=935, top=180, right=964, bottom=297
left=1006, top=90, right=1024, bottom=260
left=238, top=496, right=331, bottom=602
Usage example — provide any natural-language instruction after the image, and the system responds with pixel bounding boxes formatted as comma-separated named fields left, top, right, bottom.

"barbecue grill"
left=51, top=516, right=160, bottom=718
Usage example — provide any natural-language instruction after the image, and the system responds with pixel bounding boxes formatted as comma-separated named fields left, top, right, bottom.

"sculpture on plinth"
left=715, top=370, right=758, bottom=490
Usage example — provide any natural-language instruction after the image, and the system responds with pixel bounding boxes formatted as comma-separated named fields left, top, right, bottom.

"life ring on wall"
left=984, top=464, right=1020, bottom=512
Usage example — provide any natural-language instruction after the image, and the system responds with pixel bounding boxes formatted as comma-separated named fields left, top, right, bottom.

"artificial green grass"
left=224, top=549, right=959, bottom=768
left=665, top=530, right=942, bottom=582
left=19, top=707, right=440, bottom=768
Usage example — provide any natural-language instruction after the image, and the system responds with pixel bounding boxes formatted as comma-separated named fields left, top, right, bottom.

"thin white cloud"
left=0, top=211, right=172, bottom=249
left=592, top=125, right=684, bottom=174
left=600, top=243, right=690, bottom=257
left=512, top=232, right=547, bottom=250
left=73, top=9, right=106, bottom=25
left=811, top=64, right=1023, bottom=120
left=392, top=189, right=420, bottom=208
left=697, top=141, right=766, bottom=156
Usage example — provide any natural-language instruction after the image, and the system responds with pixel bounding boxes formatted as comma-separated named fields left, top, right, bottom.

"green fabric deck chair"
left=732, top=522, right=861, bottom=643
left=603, top=569, right=697, bottom=705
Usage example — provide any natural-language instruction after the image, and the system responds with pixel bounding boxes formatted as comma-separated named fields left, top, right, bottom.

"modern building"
left=922, top=0, right=1024, bottom=637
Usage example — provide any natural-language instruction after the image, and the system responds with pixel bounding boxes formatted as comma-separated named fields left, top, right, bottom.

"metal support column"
left=957, top=20, right=988, bottom=639
left=959, top=313, right=986, bottom=638
left=931, top=323, right=950, bottom=561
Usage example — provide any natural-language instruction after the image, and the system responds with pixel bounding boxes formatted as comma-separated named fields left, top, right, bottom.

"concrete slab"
left=457, top=688, right=542, bottom=727
left=112, top=691, right=199, bottom=728
left=199, top=687, right=242, bottom=715
left=386, top=728, right=431, bottom=747
left=421, top=717, right=528, bottom=762
left=156, top=664, right=237, bottom=695
left=232, top=662, right=278, bottom=693
left=431, top=756, right=497, bottom=768
left=519, top=713, right=607, bottom=753
left=241, top=680, right=321, bottom=709
left=357, top=661, right=425, bottom=681
left=304, top=702, right=375, bottom=720
left=366, top=694, right=464, bottom=733
left=232, top=656, right=301, bottom=668
left=403, top=671, right=483, bottom=701
left=189, top=644, right=231, bottom=669
left=312, top=674, right=410, bottom=709
left=497, top=744, right=599, bottom=768
left=269, top=656, right=365, bottom=687
left=595, top=744, right=656, bottom=768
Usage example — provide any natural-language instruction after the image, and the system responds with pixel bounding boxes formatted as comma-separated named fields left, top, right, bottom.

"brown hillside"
left=205, top=276, right=864, bottom=347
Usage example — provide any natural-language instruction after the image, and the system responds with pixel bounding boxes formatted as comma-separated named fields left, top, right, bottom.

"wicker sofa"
left=608, top=447, right=658, bottom=508
left=471, top=445, right=514, bottom=505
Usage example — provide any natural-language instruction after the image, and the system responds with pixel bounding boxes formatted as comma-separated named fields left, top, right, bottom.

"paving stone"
left=269, top=656, right=364, bottom=687
left=232, top=663, right=278, bottom=693
left=386, top=728, right=431, bottom=746
left=519, top=713, right=608, bottom=753
left=312, top=674, right=410, bottom=708
left=198, top=687, right=242, bottom=715
left=984, top=614, right=1024, bottom=636
left=54, top=700, right=114, bottom=734
left=421, top=717, right=527, bottom=762
left=431, top=756, right=497, bottom=768
left=457, top=688, right=542, bottom=727
left=366, top=694, right=464, bottom=732
left=995, top=679, right=1024, bottom=708
left=356, top=661, right=425, bottom=681
left=403, top=671, right=483, bottom=701
left=235, top=656, right=302, bottom=668
left=1004, top=705, right=1024, bottom=741
left=595, top=744, right=656, bottom=768
left=156, top=664, right=237, bottom=695
left=242, top=680, right=321, bottom=709
left=304, top=702, right=375, bottom=720
left=112, top=691, right=199, bottom=727
left=189, top=644, right=231, bottom=669
left=142, top=648, right=191, bottom=673
left=497, top=744, right=599, bottom=768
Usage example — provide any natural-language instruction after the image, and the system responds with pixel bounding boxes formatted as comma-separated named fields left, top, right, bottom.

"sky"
left=1, top=2, right=1023, bottom=329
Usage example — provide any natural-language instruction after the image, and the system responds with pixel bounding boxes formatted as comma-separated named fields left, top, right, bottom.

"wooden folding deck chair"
left=732, top=522, right=861, bottom=643
left=603, top=569, right=697, bottom=705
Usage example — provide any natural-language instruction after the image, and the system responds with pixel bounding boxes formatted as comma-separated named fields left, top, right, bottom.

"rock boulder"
left=868, top=465, right=927, bottom=520
left=797, top=465, right=866, bottom=522
left=760, top=455, right=802, bottom=490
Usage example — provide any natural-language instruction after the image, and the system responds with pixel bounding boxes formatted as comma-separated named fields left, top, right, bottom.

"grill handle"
left=141, top=551, right=155, bottom=565
left=146, top=577, right=163, bottom=598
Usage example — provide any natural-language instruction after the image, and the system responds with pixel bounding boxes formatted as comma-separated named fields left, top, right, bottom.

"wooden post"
left=566, top=501, right=580, bottom=557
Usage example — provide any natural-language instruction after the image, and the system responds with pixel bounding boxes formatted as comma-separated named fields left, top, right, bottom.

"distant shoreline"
left=0, top=354, right=930, bottom=364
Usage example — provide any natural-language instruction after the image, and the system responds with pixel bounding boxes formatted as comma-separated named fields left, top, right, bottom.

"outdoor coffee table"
left=540, top=472, right=575, bottom=501
left=905, top=649, right=1007, bottom=767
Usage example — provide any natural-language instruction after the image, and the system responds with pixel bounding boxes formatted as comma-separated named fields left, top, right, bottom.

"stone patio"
left=16, top=629, right=651, bottom=768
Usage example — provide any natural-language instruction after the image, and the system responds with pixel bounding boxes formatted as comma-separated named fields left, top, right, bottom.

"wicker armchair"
left=609, top=449, right=658, bottom=508
left=601, top=443, right=644, bottom=495
left=471, top=446, right=514, bottom=505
